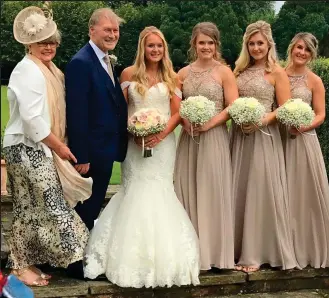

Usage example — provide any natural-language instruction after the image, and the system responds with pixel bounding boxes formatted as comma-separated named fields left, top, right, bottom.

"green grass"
left=1, top=85, right=122, bottom=184
left=1, top=86, right=9, bottom=134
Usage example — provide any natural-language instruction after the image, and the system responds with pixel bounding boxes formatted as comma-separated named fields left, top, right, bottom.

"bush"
left=311, top=58, right=329, bottom=176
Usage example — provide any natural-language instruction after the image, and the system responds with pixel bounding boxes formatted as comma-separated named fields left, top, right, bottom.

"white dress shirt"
left=89, top=40, right=110, bottom=75
left=3, top=56, right=52, bottom=157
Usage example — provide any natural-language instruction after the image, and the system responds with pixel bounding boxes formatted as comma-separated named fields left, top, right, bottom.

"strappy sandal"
left=234, top=265, right=244, bottom=271
left=242, top=266, right=259, bottom=273
left=30, top=266, right=52, bottom=280
left=12, top=268, right=49, bottom=287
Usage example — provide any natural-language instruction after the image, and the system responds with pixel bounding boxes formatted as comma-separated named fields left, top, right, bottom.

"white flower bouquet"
left=180, top=95, right=216, bottom=126
left=277, top=98, right=315, bottom=138
left=128, top=108, right=166, bottom=157
left=228, top=97, right=266, bottom=126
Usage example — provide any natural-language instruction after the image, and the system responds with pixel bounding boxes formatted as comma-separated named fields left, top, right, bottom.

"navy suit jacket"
left=65, top=43, right=128, bottom=171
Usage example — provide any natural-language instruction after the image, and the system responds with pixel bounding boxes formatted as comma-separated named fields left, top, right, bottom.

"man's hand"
left=74, top=163, right=90, bottom=175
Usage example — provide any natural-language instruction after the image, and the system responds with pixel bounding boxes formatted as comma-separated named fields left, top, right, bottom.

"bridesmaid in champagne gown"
left=282, top=33, right=329, bottom=268
left=174, top=22, right=238, bottom=270
left=231, top=21, right=297, bottom=272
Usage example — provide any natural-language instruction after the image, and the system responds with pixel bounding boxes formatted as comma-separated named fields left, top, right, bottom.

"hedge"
left=312, top=58, right=329, bottom=177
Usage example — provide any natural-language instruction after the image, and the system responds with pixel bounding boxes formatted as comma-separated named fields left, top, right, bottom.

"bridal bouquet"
left=180, top=95, right=216, bottom=126
left=228, top=97, right=266, bottom=126
left=277, top=98, right=315, bottom=138
left=128, top=108, right=166, bottom=157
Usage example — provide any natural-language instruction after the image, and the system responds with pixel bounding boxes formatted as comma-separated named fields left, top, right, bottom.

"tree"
left=0, top=1, right=107, bottom=73
left=272, top=1, right=329, bottom=59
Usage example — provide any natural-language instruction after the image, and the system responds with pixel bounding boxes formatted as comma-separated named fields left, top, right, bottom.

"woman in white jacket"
left=3, top=6, right=89, bottom=286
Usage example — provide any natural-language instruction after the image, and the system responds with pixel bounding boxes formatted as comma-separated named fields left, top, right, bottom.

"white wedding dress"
left=84, top=82, right=200, bottom=288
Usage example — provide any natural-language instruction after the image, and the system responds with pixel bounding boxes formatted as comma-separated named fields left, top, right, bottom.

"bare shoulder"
left=308, top=71, right=323, bottom=87
left=120, top=66, right=135, bottom=82
left=272, top=64, right=286, bottom=77
left=217, top=64, right=234, bottom=76
left=177, top=65, right=190, bottom=82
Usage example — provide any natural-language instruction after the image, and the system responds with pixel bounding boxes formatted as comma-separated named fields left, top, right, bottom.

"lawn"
left=1, top=85, right=122, bottom=184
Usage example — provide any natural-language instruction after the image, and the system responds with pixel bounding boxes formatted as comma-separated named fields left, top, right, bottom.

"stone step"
left=1, top=268, right=329, bottom=298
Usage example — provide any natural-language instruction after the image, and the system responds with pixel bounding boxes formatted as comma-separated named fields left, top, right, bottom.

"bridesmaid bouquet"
left=180, top=95, right=216, bottom=126
left=277, top=98, right=315, bottom=139
left=228, top=97, right=266, bottom=126
left=128, top=108, right=167, bottom=157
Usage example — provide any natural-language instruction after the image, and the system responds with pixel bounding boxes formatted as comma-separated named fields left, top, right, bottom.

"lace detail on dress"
left=84, top=81, right=200, bottom=288
left=237, top=68, right=276, bottom=112
left=289, top=74, right=312, bottom=105
left=183, top=67, right=224, bottom=113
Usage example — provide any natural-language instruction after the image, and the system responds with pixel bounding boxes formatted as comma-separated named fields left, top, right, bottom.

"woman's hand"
left=55, top=144, right=77, bottom=163
left=193, top=119, right=214, bottom=134
left=241, top=123, right=257, bottom=134
left=182, top=119, right=194, bottom=136
left=144, top=132, right=166, bottom=148
left=289, top=125, right=308, bottom=136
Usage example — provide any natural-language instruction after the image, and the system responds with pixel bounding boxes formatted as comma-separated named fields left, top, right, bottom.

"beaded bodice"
left=237, top=68, right=276, bottom=112
left=288, top=74, right=312, bottom=105
left=183, top=67, right=224, bottom=113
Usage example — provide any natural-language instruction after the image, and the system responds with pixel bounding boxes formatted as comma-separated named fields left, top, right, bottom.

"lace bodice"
left=183, top=67, right=224, bottom=113
left=237, top=68, right=276, bottom=112
left=288, top=74, right=312, bottom=105
left=127, top=82, right=171, bottom=121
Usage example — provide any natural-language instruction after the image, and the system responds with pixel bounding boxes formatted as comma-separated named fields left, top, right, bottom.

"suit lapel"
left=86, top=44, right=119, bottom=106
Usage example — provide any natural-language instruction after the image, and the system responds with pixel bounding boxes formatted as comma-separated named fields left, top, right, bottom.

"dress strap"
left=121, top=81, right=131, bottom=90
left=174, top=87, right=182, bottom=99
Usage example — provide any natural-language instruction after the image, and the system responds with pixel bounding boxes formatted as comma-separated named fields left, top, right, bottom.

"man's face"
left=90, top=16, right=119, bottom=52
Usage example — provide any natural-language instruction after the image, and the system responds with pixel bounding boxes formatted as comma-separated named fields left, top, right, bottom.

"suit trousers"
left=75, top=162, right=114, bottom=231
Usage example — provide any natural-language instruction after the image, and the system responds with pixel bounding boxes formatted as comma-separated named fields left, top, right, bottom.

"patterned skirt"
left=3, top=143, right=89, bottom=269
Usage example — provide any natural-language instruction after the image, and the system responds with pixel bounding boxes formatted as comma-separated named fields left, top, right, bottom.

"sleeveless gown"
left=281, top=74, right=329, bottom=268
left=84, top=82, right=200, bottom=288
left=174, top=66, right=235, bottom=270
left=231, top=67, right=297, bottom=269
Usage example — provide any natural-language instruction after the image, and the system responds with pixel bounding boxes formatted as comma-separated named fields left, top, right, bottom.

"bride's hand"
left=144, top=132, right=166, bottom=148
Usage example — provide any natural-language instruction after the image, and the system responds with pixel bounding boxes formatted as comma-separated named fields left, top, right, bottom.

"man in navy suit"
left=65, top=8, right=128, bottom=232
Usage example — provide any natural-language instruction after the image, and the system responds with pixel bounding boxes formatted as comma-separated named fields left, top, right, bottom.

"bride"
left=84, top=26, right=200, bottom=288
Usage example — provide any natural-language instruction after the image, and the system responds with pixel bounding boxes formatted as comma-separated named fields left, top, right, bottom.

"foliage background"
left=0, top=1, right=328, bottom=176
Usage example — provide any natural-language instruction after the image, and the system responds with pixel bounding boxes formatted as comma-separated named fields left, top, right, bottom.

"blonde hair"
left=132, top=26, right=176, bottom=97
left=89, top=8, right=125, bottom=28
left=234, top=20, right=277, bottom=76
left=188, top=22, right=226, bottom=64
left=287, top=32, right=318, bottom=66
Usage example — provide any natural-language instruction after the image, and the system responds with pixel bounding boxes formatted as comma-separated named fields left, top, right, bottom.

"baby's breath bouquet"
left=128, top=108, right=166, bottom=157
left=277, top=98, right=315, bottom=138
left=180, top=95, right=216, bottom=126
left=228, top=97, right=266, bottom=126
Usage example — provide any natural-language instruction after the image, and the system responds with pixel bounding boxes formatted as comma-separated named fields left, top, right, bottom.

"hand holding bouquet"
left=180, top=96, right=216, bottom=138
left=277, top=98, right=315, bottom=138
left=228, top=97, right=266, bottom=126
left=128, top=108, right=166, bottom=157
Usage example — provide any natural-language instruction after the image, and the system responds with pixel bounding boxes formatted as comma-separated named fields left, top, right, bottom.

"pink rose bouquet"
left=128, top=108, right=166, bottom=157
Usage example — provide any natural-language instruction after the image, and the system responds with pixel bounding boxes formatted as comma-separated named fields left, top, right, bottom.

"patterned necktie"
left=103, top=54, right=115, bottom=85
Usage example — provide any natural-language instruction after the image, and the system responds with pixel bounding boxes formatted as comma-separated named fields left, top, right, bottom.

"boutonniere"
left=109, top=54, right=118, bottom=66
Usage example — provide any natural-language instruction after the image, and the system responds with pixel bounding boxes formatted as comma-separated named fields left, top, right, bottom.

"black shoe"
left=66, top=260, right=85, bottom=280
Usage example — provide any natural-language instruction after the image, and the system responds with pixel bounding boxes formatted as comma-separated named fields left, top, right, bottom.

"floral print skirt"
left=3, top=143, right=89, bottom=269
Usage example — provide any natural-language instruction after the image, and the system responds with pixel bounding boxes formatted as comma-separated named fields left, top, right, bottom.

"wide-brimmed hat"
left=13, top=6, right=57, bottom=45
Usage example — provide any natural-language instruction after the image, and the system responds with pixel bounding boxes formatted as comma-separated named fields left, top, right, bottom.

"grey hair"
left=88, top=8, right=125, bottom=28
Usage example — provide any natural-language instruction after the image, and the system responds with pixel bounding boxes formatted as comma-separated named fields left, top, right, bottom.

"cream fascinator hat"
left=13, top=6, right=57, bottom=45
